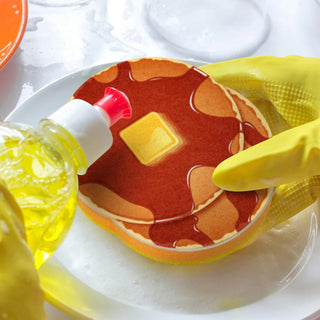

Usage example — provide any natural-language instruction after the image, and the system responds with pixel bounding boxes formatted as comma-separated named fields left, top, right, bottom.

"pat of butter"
left=120, top=112, right=180, bottom=165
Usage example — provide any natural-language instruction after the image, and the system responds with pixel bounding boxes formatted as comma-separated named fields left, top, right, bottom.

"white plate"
left=6, top=61, right=320, bottom=320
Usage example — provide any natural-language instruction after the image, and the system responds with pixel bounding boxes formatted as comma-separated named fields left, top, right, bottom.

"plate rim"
left=7, top=59, right=207, bottom=320
left=6, top=59, right=319, bottom=320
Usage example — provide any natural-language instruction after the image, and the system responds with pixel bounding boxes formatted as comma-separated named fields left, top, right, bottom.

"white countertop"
left=1, top=0, right=320, bottom=120
left=1, top=0, right=320, bottom=319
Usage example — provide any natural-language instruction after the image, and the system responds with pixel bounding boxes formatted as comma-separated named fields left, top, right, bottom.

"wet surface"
left=1, top=0, right=320, bottom=121
left=1, top=1, right=320, bottom=319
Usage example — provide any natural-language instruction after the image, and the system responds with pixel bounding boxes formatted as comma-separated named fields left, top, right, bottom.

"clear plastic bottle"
left=0, top=87, right=131, bottom=268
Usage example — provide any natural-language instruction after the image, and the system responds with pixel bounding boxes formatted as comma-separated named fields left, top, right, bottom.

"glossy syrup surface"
left=77, top=62, right=240, bottom=221
left=75, top=61, right=267, bottom=247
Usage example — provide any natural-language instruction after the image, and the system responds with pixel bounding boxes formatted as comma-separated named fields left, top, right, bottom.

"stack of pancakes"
left=73, top=58, right=273, bottom=264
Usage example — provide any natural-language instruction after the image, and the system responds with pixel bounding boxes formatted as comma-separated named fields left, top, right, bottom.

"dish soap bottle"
left=0, top=87, right=132, bottom=268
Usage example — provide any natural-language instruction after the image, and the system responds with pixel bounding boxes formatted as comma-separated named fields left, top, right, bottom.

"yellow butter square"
left=120, top=112, right=179, bottom=165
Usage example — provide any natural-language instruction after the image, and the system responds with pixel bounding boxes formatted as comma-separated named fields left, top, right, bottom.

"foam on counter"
left=53, top=205, right=317, bottom=313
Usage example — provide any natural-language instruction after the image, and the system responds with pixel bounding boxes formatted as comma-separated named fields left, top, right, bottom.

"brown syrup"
left=149, top=215, right=214, bottom=248
left=75, top=61, right=267, bottom=248
left=226, top=191, right=259, bottom=232
left=243, top=122, right=267, bottom=145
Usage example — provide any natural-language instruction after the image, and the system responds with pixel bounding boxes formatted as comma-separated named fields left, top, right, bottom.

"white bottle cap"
left=48, top=87, right=132, bottom=167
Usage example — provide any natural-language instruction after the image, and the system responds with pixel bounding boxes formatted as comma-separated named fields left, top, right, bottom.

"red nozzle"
left=94, top=87, right=132, bottom=126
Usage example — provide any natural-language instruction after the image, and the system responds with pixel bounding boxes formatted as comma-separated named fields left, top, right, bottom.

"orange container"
left=0, top=0, right=28, bottom=69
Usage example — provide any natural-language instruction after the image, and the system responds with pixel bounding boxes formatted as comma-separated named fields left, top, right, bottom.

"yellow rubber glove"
left=0, top=178, right=47, bottom=319
left=213, top=117, right=320, bottom=191
left=199, top=56, right=320, bottom=230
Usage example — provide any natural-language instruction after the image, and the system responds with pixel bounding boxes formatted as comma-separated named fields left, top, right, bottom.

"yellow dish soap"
left=0, top=87, right=132, bottom=268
